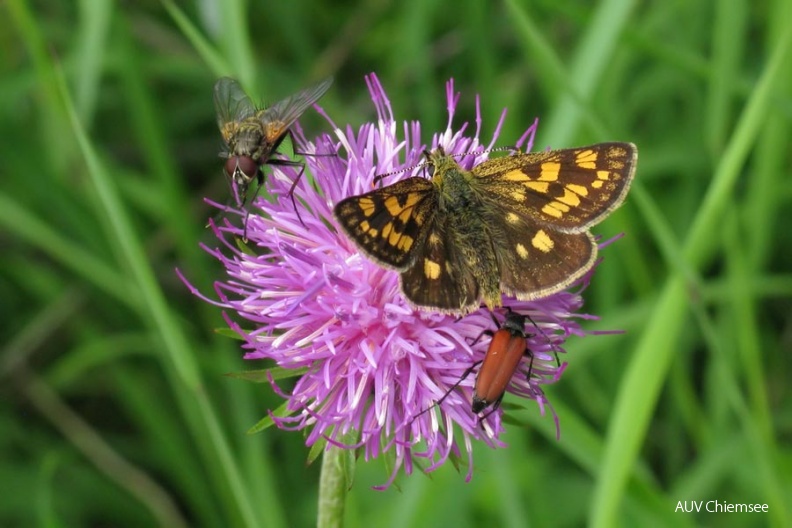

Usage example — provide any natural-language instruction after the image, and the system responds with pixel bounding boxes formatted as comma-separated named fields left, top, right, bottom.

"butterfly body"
left=429, top=157, right=503, bottom=308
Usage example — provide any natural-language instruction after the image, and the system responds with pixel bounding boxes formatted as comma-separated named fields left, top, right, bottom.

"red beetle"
left=414, top=309, right=541, bottom=422
left=471, top=309, right=534, bottom=413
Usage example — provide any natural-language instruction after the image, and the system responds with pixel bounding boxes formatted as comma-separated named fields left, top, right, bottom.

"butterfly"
left=333, top=143, right=637, bottom=314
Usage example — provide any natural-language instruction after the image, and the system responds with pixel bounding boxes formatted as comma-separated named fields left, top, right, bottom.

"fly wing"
left=213, top=77, right=257, bottom=130
left=258, top=78, right=334, bottom=131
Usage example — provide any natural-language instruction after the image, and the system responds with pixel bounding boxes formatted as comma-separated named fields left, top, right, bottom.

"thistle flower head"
left=183, top=75, right=601, bottom=487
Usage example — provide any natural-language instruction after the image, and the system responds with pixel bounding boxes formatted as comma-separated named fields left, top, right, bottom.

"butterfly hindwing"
left=399, top=221, right=480, bottom=311
left=491, top=215, right=598, bottom=300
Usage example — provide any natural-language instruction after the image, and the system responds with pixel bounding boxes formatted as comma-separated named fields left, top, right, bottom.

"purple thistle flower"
left=182, top=74, right=605, bottom=487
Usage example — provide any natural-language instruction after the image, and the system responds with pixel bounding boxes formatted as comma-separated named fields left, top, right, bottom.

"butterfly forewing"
left=472, top=143, right=637, bottom=233
left=333, top=177, right=436, bottom=270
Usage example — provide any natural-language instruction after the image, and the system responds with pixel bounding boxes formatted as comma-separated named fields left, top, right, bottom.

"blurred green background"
left=2, top=0, right=790, bottom=526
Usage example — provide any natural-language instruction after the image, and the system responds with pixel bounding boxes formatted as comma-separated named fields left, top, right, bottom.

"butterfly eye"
left=225, top=156, right=258, bottom=184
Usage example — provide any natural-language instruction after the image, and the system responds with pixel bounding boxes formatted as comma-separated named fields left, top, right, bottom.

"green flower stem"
left=317, top=446, right=349, bottom=528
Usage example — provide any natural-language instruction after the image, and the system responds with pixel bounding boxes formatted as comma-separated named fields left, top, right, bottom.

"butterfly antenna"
left=444, top=144, right=521, bottom=163
left=372, top=159, right=429, bottom=187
